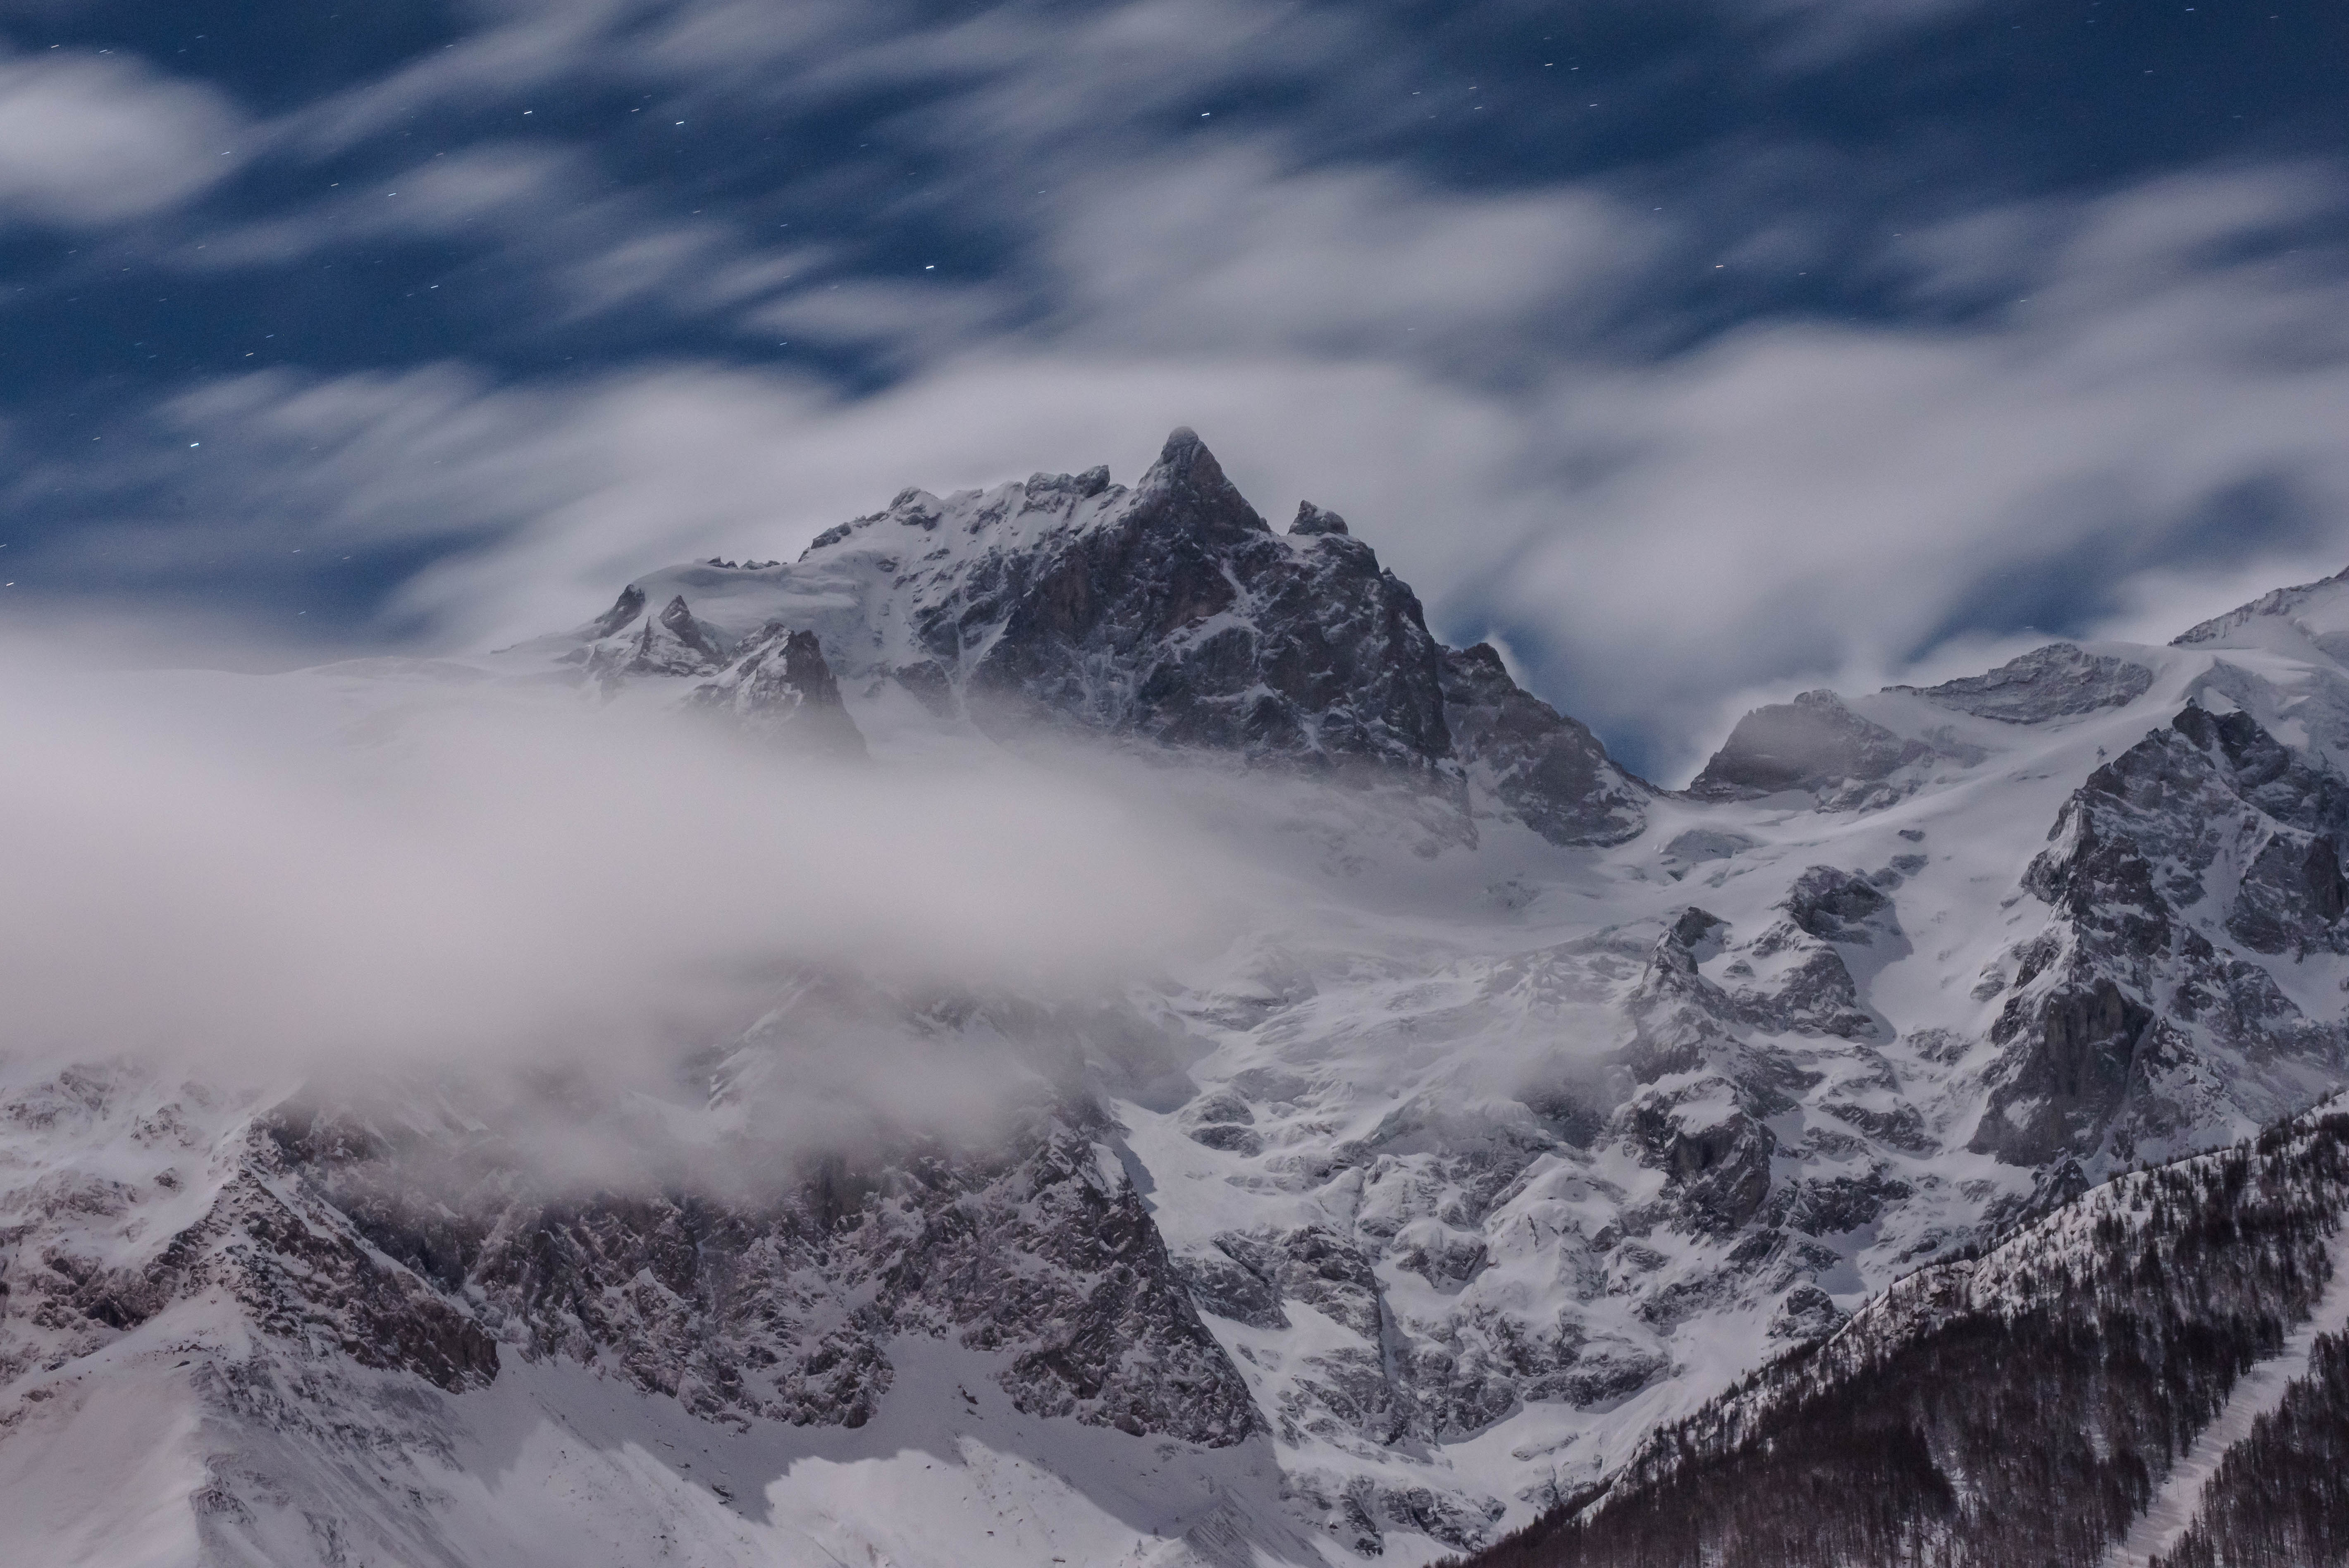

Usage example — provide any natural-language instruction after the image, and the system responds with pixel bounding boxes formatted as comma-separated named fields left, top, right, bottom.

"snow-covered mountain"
left=8, top=429, right=2349, bottom=1567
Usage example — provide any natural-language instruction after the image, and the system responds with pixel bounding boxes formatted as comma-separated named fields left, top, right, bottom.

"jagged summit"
left=1135, top=425, right=1266, bottom=534
left=1892, top=640, right=2154, bottom=723
left=687, top=623, right=868, bottom=758
left=535, top=427, right=1651, bottom=847
left=2173, top=559, right=2349, bottom=654
left=1685, top=689, right=1926, bottom=808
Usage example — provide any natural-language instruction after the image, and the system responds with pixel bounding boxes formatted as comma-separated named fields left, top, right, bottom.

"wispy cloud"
left=2, top=0, right=2339, bottom=786
left=0, top=48, right=247, bottom=225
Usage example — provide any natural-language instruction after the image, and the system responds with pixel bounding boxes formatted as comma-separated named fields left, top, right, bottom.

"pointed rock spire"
left=689, top=623, right=867, bottom=757
left=655, top=594, right=728, bottom=665
left=585, top=582, right=647, bottom=640
left=1135, top=427, right=1267, bottom=534
left=618, top=594, right=730, bottom=676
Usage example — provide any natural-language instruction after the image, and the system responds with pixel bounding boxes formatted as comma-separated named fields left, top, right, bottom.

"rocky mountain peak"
left=1686, top=688, right=1927, bottom=807
left=655, top=593, right=728, bottom=662
left=26, top=494, right=2349, bottom=1568
left=1290, top=501, right=1350, bottom=537
left=2173, top=561, right=2349, bottom=649
left=588, top=582, right=647, bottom=639
left=1894, top=640, right=2154, bottom=723
left=688, top=622, right=867, bottom=757
left=537, top=426, right=1650, bottom=847
left=1133, top=425, right=1269, bottom=539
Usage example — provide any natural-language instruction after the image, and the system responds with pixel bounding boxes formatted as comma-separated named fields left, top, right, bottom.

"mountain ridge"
left=523, top=427, right=1654, bottom=850
left=9, top=430, right=2349, bottom=1566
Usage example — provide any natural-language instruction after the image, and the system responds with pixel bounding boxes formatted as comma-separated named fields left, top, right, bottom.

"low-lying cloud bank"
left=0, top=626, right=1236, bottom=1100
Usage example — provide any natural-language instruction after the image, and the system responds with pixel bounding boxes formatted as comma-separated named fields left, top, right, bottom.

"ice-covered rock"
left=1441, top=643, right=1650, bottom=847
left=1686, top=690, right=1930, bottom=808
left=524, top=428, right=1648, bottom=848
left=686, top=621, right=867, bottom=756
left=1894, top=641, right=2154, bottom=723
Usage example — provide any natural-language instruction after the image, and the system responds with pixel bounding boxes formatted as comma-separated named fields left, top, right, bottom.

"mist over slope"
left=6, top=430, right=2349, bottom=1567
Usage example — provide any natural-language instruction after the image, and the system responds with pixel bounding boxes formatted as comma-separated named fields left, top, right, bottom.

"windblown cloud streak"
left=29, top=154, right=2341, bottom=782
left=0, top=0, right=2339, bottom=784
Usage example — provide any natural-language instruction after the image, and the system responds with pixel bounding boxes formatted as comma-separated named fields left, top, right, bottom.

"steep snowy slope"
left=8, top=434, right=2349, bottom=1567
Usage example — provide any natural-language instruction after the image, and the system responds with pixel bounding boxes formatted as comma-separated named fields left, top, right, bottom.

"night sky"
left=2, top=0, right=2343, bottom=777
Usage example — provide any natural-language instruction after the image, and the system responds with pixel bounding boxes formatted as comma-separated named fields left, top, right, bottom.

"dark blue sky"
left=2, top=0, right=2343, bottom=775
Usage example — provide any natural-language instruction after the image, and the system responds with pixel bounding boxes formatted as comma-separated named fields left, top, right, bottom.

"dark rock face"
left=1764, top=1167, right=1912, bottom=1237
left=587, top=583, right=647, bottom=639
left=1779, top=867, right=1894, bottom=945
left=0, top=1082, right=501, bottom=1397
left=687, top=622, right=868, bottom=757
left=1601, top=884, right=1930, bottom=1259
left=1175, top=1236, right=1289, bottom=1330
left=1289, top=501, right=1349, bottom=537
left=2172, top=703, right=2349, bottom=840
left=1657, top=828, right=1755, bottom=879
left=0, top=1008, right=1256, bottom=1456
left=1894, top=641, right=2154, bottom=723
left=1627, top=1099, right=1776, bottom=1236
left=1286, top=1470, right=1508, bottom=1558
left=1264, top=1224, right=1386, bottom=1340
left=237, top=1135, right=503, bottom=1392
left=569, top=428, right=1650, bottom=848
left=320, top=1105, right=1262, bottom=1447
left=1687, top=690, right=1929, bottom=807
left=1441, top=644, right=1650, bottom=847
left=957, top=432, right=1459, bottom=784
left=1973, top=979, right=2155, bottom=1165
left=1764, top=1281, right=1845, bottom=1345
left=2229, top=831, right=2349, bottom=953
left=629, top=594, right=730, bottom=676
left=1972, top=704, right=2349, bottom=1165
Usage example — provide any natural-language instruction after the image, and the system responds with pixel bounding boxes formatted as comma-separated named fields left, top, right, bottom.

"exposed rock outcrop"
left=1972, top=704, right=2349, bottom=1165
left=1687, top=690, right=1929, bottom=808
left=1441, top=644, right=1649, bottom=847
left=1895, top=641, right=2154, bottom=723
left=687, top=621, right=867, bottom=757
left=556, top=428, right=1649, bottom=847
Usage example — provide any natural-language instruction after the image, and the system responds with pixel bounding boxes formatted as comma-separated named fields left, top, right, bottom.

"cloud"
left=1045, top=146, right=1666, bottom=363
left=181, top=143, right=581, bottom=268
left=0, top=50, right=246, bottom=226
left=42, top=353, right=1529, bottom=651
left=0, top=625, right=1235, bottom=1093
left=5, top=0, right=2339, bottom=791
left=179, top=140, right=829, bottom=327
left=1727, top=0, right=2002, bottom=68
left=748, top=278, right=1016, bottom=359
left=35, top=157, right=2347, bottom=787
left=275, top=0, right=668, bottom=158
left=1475, top=168, right=2349, bottom=777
